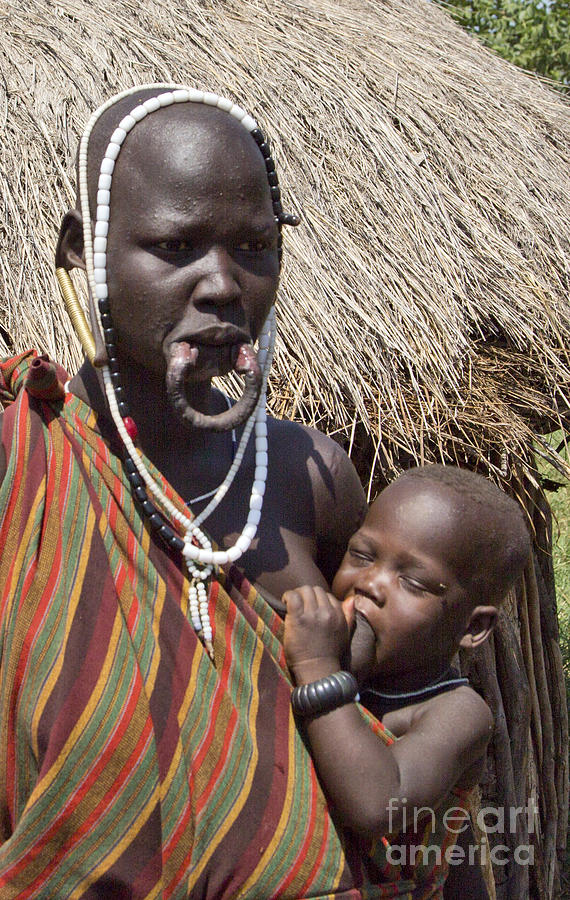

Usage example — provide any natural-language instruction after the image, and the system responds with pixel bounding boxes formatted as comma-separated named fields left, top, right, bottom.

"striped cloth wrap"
left=0, top=351, right=464, bottom=899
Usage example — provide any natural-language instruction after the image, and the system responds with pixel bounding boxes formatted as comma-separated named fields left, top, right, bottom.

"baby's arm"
left=283, top=586, right=493, bottom=838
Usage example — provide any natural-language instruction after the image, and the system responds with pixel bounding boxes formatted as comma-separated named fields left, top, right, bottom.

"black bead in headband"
left=78, top=88, right=281, bottom=604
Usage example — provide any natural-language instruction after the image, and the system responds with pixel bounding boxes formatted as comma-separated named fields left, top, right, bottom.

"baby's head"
left=332, top=465, right=530, bottom=689
left=395, top=466, right=531, bottom=604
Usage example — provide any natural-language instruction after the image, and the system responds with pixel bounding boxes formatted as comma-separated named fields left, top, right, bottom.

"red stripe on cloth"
left=0, top=674, right=151, bottom=891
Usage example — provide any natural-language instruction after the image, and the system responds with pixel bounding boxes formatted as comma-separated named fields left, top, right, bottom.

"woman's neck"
left=68, top=358, right=238, bottom=497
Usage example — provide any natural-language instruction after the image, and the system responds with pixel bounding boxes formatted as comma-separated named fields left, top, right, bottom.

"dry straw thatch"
left=0, top=0, right=569, bottom=896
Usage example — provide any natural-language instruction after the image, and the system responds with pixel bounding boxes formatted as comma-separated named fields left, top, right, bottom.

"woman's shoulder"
left=267, top=415, right=344, bottom=456
left=267, top=415, right=366, bottom=511
left=266, top=416, right=364, bottom=498
left=265, top=417, right=367, bottom=583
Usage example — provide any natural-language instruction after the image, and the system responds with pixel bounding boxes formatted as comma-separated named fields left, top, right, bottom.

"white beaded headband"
left=76, top=84, right=296, bottom=657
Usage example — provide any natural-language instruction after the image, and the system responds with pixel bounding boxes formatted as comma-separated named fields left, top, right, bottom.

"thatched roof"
left=1, top=0, right=569, bottom=495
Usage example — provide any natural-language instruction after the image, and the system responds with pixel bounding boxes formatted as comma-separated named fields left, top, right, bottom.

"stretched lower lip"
left=165, top=338, right=262, bottom=431
left=182, top=342, right=238, bottom=373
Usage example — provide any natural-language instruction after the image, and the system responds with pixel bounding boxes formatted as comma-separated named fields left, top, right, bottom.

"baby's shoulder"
left=418, top=685, right=493, bottom=743
left=423, top=686, right=493, bottom=789
left=385, top=685, right=492, bottom=744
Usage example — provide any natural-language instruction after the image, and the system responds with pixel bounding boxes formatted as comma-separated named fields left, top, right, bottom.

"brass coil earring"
left=55, top=268, right=97, bottom=365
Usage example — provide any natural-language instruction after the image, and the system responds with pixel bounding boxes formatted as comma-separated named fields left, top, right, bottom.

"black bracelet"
left=291, top=671, right=359, bottom=717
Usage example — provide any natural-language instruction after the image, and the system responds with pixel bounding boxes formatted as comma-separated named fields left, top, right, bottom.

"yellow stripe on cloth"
left=30, top=501, right=97, bottom=759
left=185, top=635, right=264, bottom=892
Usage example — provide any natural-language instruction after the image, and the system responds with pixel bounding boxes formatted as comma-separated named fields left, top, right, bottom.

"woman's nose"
left=191, top=247, right=241, bottom=308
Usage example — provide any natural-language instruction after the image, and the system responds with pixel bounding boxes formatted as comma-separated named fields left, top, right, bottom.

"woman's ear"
left=460, top=605, right=498, bottom=649
left=56, top=209, right=86, bottom=270
left=55, top=209, right=108, bottom=367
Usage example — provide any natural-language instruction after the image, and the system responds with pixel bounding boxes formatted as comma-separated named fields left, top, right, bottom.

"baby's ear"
left=56, top=209, right=86, bottom=270
left=459, top=605, right=498, bottom=649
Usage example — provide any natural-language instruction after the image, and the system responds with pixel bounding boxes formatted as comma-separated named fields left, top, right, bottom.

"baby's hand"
left=283, top=586, right=351, bottom=683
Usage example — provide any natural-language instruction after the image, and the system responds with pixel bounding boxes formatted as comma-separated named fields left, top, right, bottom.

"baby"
left=283, top=465, right=530, bottom=878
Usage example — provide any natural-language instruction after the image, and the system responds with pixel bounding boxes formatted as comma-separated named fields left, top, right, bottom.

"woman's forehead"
left=109, top=126, right=273, bottom=236
left=87, top=102, right=266, bottom=205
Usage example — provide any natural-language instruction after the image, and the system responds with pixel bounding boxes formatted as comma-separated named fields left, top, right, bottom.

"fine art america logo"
left=384, top=798, right=537, bottom=867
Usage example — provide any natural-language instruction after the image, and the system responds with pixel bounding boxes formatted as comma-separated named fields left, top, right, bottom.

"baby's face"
left=332, top=479, right=472, bottom=691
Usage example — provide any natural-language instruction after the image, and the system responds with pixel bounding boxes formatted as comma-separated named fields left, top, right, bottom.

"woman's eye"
left=236, top=240, right=268, bottom=252
left=156, top=240, right=192, bottom=252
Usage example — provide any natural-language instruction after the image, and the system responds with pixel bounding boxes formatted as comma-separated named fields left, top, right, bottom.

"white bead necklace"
left=78, top=85, right=280, bottom=658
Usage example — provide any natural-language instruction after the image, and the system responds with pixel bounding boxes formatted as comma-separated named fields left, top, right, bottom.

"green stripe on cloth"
left=0, top=352, right=455, bottom=898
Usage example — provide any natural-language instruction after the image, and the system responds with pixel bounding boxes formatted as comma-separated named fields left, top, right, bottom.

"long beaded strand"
left=77, top=85, right=293, bottom=657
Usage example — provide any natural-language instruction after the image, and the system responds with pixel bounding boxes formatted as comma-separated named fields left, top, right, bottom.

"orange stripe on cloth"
left=0, top=352, right=458, bottom=899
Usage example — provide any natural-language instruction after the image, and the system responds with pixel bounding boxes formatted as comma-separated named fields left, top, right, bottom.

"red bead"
left=123, top=416, right=138, bottom=440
